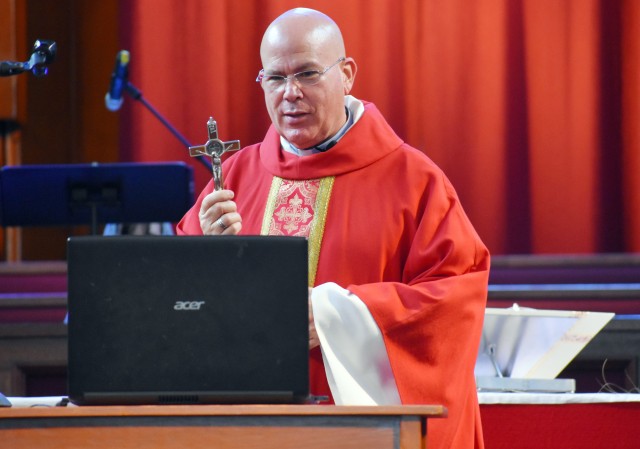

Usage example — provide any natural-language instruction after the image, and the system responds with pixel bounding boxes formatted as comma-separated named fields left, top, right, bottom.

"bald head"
left=260, top=8, right=346, bottom=66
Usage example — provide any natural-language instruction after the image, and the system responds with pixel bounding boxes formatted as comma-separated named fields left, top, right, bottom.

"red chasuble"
left=177, top=102, right=490, bottom=449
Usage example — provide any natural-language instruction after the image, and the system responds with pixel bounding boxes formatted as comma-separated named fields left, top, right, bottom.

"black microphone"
left=105, top=50, right=130, bottom=112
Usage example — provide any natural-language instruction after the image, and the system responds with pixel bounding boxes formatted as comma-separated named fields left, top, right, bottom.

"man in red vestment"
left=177, top=8, right=490, bottom=449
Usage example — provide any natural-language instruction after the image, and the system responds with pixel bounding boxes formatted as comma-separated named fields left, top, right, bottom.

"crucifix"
left=189, top=117, right=241, bottom=191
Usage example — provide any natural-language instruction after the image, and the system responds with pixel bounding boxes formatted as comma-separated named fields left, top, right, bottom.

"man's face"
left=260, top=47, right=350, bottom=149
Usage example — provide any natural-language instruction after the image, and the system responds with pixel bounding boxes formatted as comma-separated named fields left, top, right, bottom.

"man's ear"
left=341, top=57, right=357, bottom=94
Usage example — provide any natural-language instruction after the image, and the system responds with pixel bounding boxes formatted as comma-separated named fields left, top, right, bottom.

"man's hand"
left=309, top=288, right=320, bottom=350
left=199, top=189, right=242, bottom=235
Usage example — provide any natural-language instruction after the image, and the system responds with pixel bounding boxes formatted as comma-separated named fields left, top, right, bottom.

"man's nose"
left=282, top=77, right=303, bottom=100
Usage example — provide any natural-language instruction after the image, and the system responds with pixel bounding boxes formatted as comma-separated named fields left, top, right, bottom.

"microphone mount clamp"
left=0, top=39, right=57, bottom=77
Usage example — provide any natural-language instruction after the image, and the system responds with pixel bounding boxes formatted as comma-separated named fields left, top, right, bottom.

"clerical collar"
left=281, top=95, right=365, bottom=156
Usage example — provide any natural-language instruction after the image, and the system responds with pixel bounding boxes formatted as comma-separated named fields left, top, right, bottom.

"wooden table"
left=0, top=404, right=446, bottom=449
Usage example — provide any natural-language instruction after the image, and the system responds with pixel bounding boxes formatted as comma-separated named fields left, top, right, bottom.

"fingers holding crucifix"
left=199, top=189, right=243, bottom=235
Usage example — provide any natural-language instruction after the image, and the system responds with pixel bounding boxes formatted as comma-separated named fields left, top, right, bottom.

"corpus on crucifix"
left=189, top=117, right=241, bottom=191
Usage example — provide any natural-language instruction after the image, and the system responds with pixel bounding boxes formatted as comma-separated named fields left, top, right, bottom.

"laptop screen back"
left=67, top=235, right=309, bottom=405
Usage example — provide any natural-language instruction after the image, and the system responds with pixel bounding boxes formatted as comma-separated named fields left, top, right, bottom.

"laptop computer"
left=67, top=235, right=309, bottom=405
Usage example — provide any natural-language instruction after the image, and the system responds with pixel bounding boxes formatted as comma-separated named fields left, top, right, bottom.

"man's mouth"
left=282, top=110, right=309, bottom=123
left=283, top=110, right=307, bottom=117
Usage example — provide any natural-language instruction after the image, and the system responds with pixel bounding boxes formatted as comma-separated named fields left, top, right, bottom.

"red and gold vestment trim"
left=260, top=176, right=335, bottom=286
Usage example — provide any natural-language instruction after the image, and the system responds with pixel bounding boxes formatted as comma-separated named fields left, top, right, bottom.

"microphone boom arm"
left=124, top=82, right=212, bottom=171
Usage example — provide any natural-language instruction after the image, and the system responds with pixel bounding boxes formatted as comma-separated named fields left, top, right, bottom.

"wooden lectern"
left=0, top=404, right=445, bottom=449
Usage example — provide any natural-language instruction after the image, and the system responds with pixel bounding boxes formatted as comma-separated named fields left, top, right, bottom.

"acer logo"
left=174, top=301, right=206, bottom=311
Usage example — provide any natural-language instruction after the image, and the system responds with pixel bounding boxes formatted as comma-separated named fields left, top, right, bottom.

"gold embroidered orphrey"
left=261, top=176, right=335, bottom=287
left=189, top=117, right=241, bottom=191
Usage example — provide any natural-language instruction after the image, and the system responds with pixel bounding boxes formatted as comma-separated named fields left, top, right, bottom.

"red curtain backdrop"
left=118, top=0, right=640, bottom=255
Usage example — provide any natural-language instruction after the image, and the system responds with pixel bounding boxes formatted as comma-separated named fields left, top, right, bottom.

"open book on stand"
left=475, top=305, right=614, bottom=393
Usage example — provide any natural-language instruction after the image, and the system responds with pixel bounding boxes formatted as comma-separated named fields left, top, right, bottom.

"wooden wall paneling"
left=0, top=0, right=27, bottom=121
left=12, top=0, right=119, bottom=261
left=0, top=0, right=27, bottom=261
left=74, top=0, right=120, bottom=165
left=19, top=0, right=76, bottom=260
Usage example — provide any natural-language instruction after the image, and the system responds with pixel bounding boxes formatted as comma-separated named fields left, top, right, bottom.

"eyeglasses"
left=256, top=57, right=346, bottom=90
